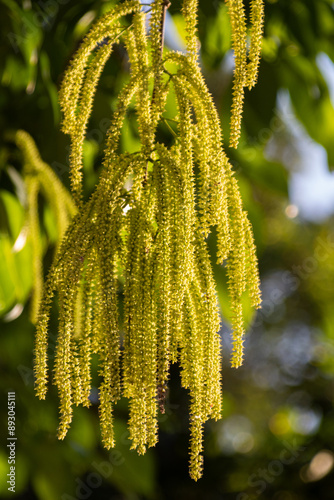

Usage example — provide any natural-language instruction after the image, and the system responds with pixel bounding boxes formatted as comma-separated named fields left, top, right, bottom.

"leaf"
left=120, top=115, right=142, bottom=154
left=0, top=190, right=25, bottom=241
left=40, top=51, right=61, bottom=124
left=0, top=191, right=33, bottom=316
left=43, top=204, right=58, bottom=244
left=202, top=3, right=231, bottom=69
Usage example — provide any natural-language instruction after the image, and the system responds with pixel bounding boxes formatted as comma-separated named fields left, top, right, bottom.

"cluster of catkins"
left=32, top=0, right=263, bottom=480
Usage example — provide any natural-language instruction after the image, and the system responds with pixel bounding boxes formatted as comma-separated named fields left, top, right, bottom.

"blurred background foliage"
left=1, top=0, right=334, bottom=498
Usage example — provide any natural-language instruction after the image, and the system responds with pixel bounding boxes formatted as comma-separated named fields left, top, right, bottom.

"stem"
left=163, top=116, right=179, bottom=124
left=162, top=118, right=177, bottom=138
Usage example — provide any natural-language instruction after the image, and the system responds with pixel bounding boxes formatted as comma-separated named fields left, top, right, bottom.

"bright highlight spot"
left=13, top=227, right=28, bottom=253
left=285, top=204, right=299, bottom=218
left=77, top=11, right=96, bottom=29
left=4, top=304, right=24, bottom=322
left=232, top=432, right=254, bottom=453
left=301, top=450, right=334, bottom=482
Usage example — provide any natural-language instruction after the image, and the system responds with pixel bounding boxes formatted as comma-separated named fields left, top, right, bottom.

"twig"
left=162, top=117, right=177, bottom=138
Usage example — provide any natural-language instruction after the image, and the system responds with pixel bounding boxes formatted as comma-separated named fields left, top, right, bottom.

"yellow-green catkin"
left=226, top=0, right=264, bottom=147
left=34, top=0, right=263, bottom=481
left=10, top=130, right=75, bottom=323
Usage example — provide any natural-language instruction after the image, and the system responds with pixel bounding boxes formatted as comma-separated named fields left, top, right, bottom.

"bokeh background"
left=1, top=0, right=334, bottom=499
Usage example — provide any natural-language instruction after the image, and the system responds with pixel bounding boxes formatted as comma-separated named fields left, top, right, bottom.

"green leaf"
left=43, top=204, right=58, bottom=244
left=0, top=191, right=33, bottom=316
left=202, top=4, right=231, bottom=68
left=0, top=190, right=25, bottom=241
left=121, top=115, right=142, bottom=154
left=0, top=452, right=29, bottom=497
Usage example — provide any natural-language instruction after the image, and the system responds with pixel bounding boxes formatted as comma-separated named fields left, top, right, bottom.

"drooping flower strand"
left=153, top=158, right=173, bottom=396
left=182, top=0, right=199, bottom=63
left=123, top=177, right=159, bottom=454
left=26, top=176, right=43, bottom=324
left=226, top=0, right=264, bottom=148
left=149, top=0, right=171, bottom=129
left=225, top=0, right=247, bottom=148
left=152, top=143, right=223, bottom=480
left=246, top=0, right=265, bottom=90
left=9, top=130, right=75, bottom=323
left=169, top=51, right=261, bottom=367
left=124, top=11, right=154, bottom=156
left=58, top=0, right=142, bottom=206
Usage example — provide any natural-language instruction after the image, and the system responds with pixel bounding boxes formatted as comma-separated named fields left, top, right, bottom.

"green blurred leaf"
left=0, top=191, right=32, bottom=316
left=0, top=452, right=29, bottom=497
left=0, top=190, right=24, bottom=241
left=43, top=204, right=58, bottom=244
left=237, top=149, right=289, bottom=197
left=202, top=4, right=231, bottom=68
left=39, top=51, right=60, bottom=124
left=121, top=115, right=141, bottom=154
